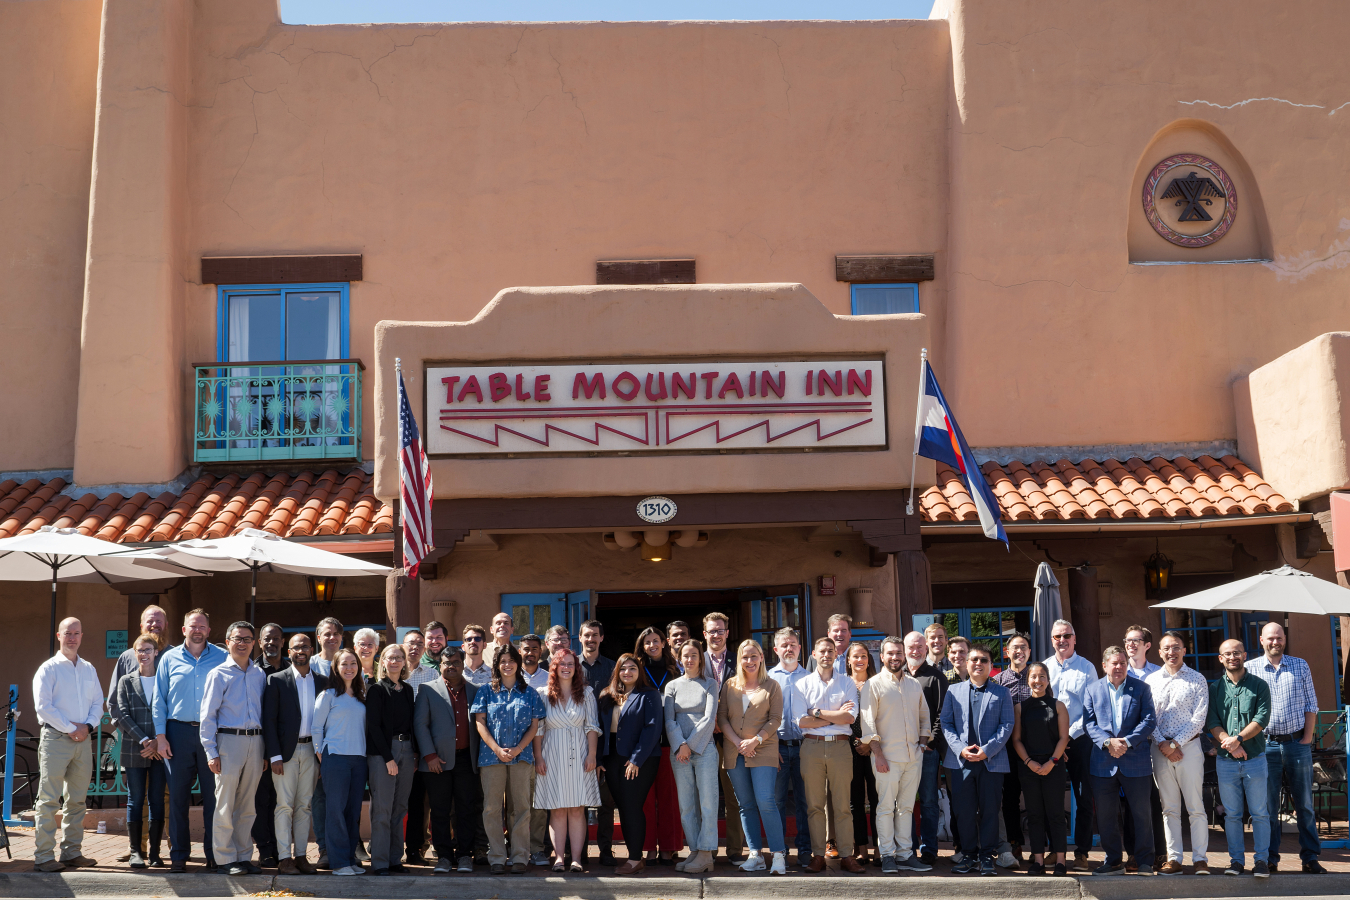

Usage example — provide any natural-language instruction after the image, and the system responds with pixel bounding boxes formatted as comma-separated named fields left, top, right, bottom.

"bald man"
left=903, top=631, right=947, bottom=864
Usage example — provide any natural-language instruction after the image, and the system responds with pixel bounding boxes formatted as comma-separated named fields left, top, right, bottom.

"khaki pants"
left=800, top=739, right=854, bottom=857
left=481, top=763, right=532, bottom=866
left=873, top=756, right=921, bottom=859
left=34, top=728, right=92, bottom=864
left=527, top=768, right=548, bottom=854
left=719, top=764, right=744, bottom=855
left=212, top=734, right=265, bottom=865
left=273, top=741, right=318, bottom=861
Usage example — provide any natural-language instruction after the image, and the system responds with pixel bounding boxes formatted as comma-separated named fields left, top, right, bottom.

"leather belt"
left=779, top=739, right=802, bottom=747
left=217, top=727, right=263, bottom=736
left=169, top=719, right=200, bottom=727
left=393, top=733, right=413, bottom=742
left=805, top=734, right=847, bottom=742
left=296, top=736, right=313, bottom=744
left=1269, top=731, right=1304, bottom=744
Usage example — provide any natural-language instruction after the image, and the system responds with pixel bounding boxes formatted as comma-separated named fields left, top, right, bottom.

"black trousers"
left=604, top=752, right=659, bottom=858
left=951, top=762, right=1003, bottom=862
left=1092, top=772, right=1154, bottom=867
left=405, top=770, right=427, bottom=856
left=1020, top=758, right=1067, bottom=855
left=1065, top=733, right=1095, bottom=854
left=585, top=768, right=615, bottom=858
left=1001, top=754, right=1023, bottom=847
left=1122, top=778, right=1166, bottom=862
left=850, top=746, right=878, bottom=847
left=426, top=749, right=482, bottom=860
left=251, top=766, right=277, bottom=860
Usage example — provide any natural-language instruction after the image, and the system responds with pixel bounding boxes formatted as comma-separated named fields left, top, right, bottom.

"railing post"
left=4, top=685, right=17, bottom=826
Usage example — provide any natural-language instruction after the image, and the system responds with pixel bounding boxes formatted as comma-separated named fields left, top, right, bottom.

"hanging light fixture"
left=308, top=575, right=338, bottom=606
left=1143, top=539, right=1173, bottom=599
left=640, top=541, right=672, bottom=562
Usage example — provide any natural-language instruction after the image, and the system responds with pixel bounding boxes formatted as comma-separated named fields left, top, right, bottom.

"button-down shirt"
left=463, top=659, right=492, bottom=688
left=470, top=683, right=547, bottom=767
left=581, top=654, right=616, bottom=695
left=1144, top=664, right=1208, bottom=746
left=448, top=681, right=471, bottom=750
left=522, top=666, right=549, bottom=690
left=314, top=690, right=366, bottom=756
left=768, top=662, right=811, bottom=740
left=705, top=650, right=730, bottom=684
left=1043, top=652, right=1097, bottom=739
left=1245, top=654, right=1319, bottom=736
left=200, top=657, right=265, bottom=759
left=860, top=668, right=932, bottom=763
left=793, top=669, right=859, bottom=737
left=928, top=654, right=954, bottom=673
left=1207, top=671, right=1271, bottom=760
left=153, top=642, right=229, bottom=734
left=33, top=653, right=103, bottom=734
left=1128, top=660, right=1161, bottom=681
left=269, top=669, right=318, bottom=763
left=407, top=664, right=439, bottom=698
left=993, top=664, right=1031, bottom=704
left=1103, top=678, right=1128, bottom=742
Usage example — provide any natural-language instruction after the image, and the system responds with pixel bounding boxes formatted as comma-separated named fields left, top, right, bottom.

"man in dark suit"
left=578, top=620, right=617, bottom=864
left=261, top=633, right=327, bottom=876
left=1083, top=645, right=1157, bottom=876
left=414, top=647, right=481, bottom=874
left=939, top=645, right=1014, bottom=876
left=903, top=631, right=948, bottom=864
left=252, top=623, right=289, bottom=868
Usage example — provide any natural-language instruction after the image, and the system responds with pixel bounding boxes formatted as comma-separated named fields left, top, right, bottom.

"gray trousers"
left=34, top=728, right=92, bottom=864
left=212, top=734, right=265, bottom=865
left=273, top=741, right=318, bottom=861
left=367, top=738, right=416, bottom=870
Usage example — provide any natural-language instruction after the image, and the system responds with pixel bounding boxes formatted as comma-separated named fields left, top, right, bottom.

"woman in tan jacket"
left=717, top=640, right=786, bottom=874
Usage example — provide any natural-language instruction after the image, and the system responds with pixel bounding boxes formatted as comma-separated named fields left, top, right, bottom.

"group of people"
left=26, top=605, right=1329, bottom=880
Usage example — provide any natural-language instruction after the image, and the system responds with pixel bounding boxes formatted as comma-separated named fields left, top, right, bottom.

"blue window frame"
left=503, top=593, right=566, bottom=639
left=1159, top=609, right=1228, bottom=681
left=750, top=587, right=811, bottom=666
left=932, top=606, right=1032, bottom=672
left=216, top=283, right=350, bottom=362
left=850, top=283, right=919, bottom=315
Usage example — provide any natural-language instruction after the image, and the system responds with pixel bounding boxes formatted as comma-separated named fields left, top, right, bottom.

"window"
left=1159, top=609, right=1227, bottom=681
left=502, top=593, right=565, bottom=639
left=932, top=607, right=1032, bottom=673
left=850, top=283, right=918, bottom=315
left=217, top=283, right=349, bottom=363
left=749, top=589, right=810, bottom=667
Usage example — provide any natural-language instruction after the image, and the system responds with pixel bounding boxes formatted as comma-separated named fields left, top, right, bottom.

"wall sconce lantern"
left=640, top=541, right=672, bottom=563
left=1143, top=542, right=1173, bottom=600
left=308, top=575, right=338, bottom=607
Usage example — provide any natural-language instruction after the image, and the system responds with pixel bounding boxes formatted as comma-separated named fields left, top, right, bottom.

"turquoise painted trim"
left=215, top=282, right=351, bottom=362
left=850, top=283, right=919, bottom=315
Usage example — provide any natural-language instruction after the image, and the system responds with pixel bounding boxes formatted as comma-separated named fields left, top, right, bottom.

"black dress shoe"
left=203, top=864, right=219, bottom=874
left=373, top=867, right=391, bottom=875
left=598, top=854, right=616, bottom=867
left=246, top=863, right=262, bottom=874
left=1303, top=859, right=1327, bottom=874
left=389, top=864, right=409, bottom=873
left=170, top=861, right=187, bottom=873
left=260, top=856, right=278, bottom=868
left=921, top=852, right=937, bottom=865
left=405, top=855, right=428, bottom=866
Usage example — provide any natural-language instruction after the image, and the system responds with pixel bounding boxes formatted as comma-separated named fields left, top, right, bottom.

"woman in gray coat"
left=112, top=632, right=166, bottom=868
left=663, top=639, right=719, bottom=874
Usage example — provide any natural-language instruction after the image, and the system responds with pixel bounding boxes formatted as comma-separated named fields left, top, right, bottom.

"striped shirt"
left=1244, top=654, right=1319, bottom=737
left=407, top=664, right=439, bottom=698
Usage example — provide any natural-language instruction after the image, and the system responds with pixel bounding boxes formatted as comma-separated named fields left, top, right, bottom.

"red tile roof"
left=0, top=469, right=393, bottom=543
left=921, top=455, right=1294, bottom=524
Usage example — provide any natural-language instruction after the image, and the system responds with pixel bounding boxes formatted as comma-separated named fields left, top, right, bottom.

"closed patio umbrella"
left=1031, top=562, right=1062, bottom=661
left=1151, top=564, right=1350, bottom=616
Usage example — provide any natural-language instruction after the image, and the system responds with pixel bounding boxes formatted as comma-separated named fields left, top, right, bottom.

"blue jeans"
left=775, top=741, right=811, bottom=854
left=916, top=747, right=941, bottom=857
left=1264, top=739, right=1320, bottom=863
left=1216, top=754, right=1269, bottom=866
left=672, top=746, right=721, bottom=852
left=126, top=762, right=167, bottom=825
left=322, top=754, right=367, bottom=870
left=726, top=757, right=786, bottom=854
left=164, top=719, right=216, bottom=865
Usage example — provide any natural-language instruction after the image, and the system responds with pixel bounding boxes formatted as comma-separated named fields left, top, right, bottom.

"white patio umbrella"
left=0, top=526, right=210, bottom=655
left=144, top=528, right=392, bottom=624
left=1151, top=564, right=1350, bottom=616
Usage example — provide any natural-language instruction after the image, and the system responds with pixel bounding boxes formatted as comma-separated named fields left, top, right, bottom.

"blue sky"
left=280, top=0, right=935, bottom=23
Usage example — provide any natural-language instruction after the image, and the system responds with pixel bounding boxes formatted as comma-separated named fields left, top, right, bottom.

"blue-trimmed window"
left=217, top=283, right=350, bottom=362
left=932, top=606, right=1032, bottom=672
left=1159, top=609, right=1228, bottom=681
left=850, top=283, right=919, bottom=315
left=751, top=588, right=811, bottom=667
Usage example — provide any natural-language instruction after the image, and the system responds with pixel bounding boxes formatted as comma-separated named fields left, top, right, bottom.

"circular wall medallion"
left=636, top=496, right=677, bottom=524
left=1142, top=154, right=1238, bottom=247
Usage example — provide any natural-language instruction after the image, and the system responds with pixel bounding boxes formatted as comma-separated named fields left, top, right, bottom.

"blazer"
left=939, top=679, right=1015, bottom=773
left=113, top=672, right=159, bottom=770
left=597, top=688, right=662, bottom=767
left=1083, top=675, right=1156, bottom=778
left=262, top=666, right=329, bottom=764
left=716, top=678, right=783, bottom=769
left=413, top=677, right=480, bottom=773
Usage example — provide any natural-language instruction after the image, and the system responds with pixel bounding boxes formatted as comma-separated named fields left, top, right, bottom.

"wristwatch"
left=810, top=707, right=821, bottom=719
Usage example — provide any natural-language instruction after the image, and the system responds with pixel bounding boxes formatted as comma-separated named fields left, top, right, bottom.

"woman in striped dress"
left=531, top=648, right=601, bottom=872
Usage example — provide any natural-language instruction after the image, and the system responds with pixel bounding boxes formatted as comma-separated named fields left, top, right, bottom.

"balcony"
left=193, top=359, right=363, bottom=463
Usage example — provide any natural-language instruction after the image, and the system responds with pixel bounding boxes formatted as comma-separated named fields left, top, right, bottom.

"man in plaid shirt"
left=1243, top=622, right=1324, bottom=874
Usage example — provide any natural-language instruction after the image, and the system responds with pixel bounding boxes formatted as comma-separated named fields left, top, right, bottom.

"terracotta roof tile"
left=923, top=454, right=1295, bottom=525
left=0, top=468, right=391, bottom=547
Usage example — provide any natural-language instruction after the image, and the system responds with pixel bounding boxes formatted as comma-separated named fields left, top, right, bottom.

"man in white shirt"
left=794, top=637, right=864, bottom=873
left=702, top=611, right=743, bottom=860
left=1145, top=631, right=1210, bottom=875
left=1043, top=618, right=1098, bottom=870
left=262, top=633, right=324, bottom=875
left=484, top=612, right=515, bottom=668
left=825, top=614, right=852, bottom=675
left=862, top=635, right=932, bottom=873
left=1125, top=625, right=1161, bottom=680
left=1123, top=625, right=1164, bottom=870
left=520, top=635, right=549, bottom=690
left=403, top=628, right=439, bottom=697
left=461, top=624, right=492, bottom=687
left=32, top=617, right=103, bottom=871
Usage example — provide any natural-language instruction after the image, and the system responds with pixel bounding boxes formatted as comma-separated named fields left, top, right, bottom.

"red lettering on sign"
left=748, top=371, right=757, bottom=396
left=717, top=372, right=745, bottom=400
left=762, top=370, right=785, bottom=398
left=514, top=373, right=532, bottom=401
left=805, top=370, right=813, bottom=395
left=672, top=372, right=697, bottom=400
left=612, top=371, right=641, bottom=401
left=700, top=372, right=720, bottom=400
left=572, top=372, right=606, bottom=400
left=644, top=372, right=668, bottom=401
left=457, top=375, right=484, bottom=404
left=818, top=369, right=843, bottom=397
left=489, top=373, right=512, bottom=402
left=534, top=374, right=551, bottom=401
left=441, top=376, right=460, bottom=404
left=847, top=369, right=872, bottom=396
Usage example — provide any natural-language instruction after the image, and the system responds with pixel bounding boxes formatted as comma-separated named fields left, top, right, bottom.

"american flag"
left=398, top=366, right=434, bottom=576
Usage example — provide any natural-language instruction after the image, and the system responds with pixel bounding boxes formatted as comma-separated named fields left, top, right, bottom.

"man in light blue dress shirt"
left=1043, top=618, right=1098, bottom=870
left=153, top=609, right=228, bottom=872
left=201, top=622, right=267, bottom=876
left=769, top=627, right=813, bottom=866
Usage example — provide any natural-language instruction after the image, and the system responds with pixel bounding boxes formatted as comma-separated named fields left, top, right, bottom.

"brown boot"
left=683, top=851, right=715, bottom=874
left=277, top=858, right=300, bottom=875
left=806, top=854, right=827, bottom=873
left=840, top=856, right=865, bottom=874
left=295, top=857, right=317, bottom=875
left=615, top=859, right=645, bottom=876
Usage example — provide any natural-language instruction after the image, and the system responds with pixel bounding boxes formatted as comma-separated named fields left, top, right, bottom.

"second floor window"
left=850, top=283, right=919, bottom=315
left=219, top=283, right=349, bottom=362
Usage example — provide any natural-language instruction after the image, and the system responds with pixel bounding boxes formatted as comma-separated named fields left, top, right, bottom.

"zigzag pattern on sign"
left=663, top=415, right=875, bottom=446
left=440, top=418, right=651, bottom=448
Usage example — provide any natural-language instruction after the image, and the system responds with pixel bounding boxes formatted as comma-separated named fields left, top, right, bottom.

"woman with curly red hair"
left=530, top=648, right=601, bottom=872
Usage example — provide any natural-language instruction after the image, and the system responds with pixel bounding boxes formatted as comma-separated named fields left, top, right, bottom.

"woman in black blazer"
left=112, top=633, right=166, bottom=868
left=634, top=627, right=683, bottom=865
left=597, top=653, right=662, bottom=876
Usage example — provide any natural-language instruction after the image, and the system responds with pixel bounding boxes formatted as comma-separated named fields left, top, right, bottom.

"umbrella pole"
left=48, top=563, right=58, bottom=657
left=250, top=565, right=258, bottom=628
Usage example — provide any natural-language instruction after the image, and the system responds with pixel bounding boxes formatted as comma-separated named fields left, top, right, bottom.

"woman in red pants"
left=635, top=626, right=684, bottom=864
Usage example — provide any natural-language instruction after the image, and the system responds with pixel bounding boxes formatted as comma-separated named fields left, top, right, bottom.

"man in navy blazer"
left=939, top=645, right=1014, bottom=876
left=1083, top=646, right=1157, bottom=875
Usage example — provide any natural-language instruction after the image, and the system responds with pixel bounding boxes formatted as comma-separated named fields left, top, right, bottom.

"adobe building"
left=2, top=0, right=1350, bottom=714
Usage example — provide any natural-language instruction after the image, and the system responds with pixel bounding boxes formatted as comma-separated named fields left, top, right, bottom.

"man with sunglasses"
left=461, top=624, right=492, bottom=687
left=1042, top=619, right=1098, bottom=871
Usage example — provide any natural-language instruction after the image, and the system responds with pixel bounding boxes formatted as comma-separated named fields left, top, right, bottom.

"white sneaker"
left=996, top=851, right=1020, bottom=869
left=770, top=852, right=786, bottom=875
left=740, top=852, right=766, bottom=871
left=333, top=865, right=365, bottom=876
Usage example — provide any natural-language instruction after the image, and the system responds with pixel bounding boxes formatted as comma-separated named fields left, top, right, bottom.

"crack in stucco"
left=756, top=32, right=792, bottom=111
left=1264, top=219, right=1350, bottom=283
left=1180, top=96, right=1350, bottom=115
left=546, top=45, right=589, bottom=135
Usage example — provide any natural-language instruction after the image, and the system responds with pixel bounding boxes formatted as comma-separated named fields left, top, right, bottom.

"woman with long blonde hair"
left=365, top=643, right=416, bottom=874
left=717, top=640, right=787, bottom=874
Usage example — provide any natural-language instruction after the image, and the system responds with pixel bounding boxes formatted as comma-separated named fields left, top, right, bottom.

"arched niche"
left=1128, top=119, right=1271, bottom=264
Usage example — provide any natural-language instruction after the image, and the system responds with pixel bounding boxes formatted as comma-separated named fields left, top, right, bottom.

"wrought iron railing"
left=193, top=359, right=363, bottom=463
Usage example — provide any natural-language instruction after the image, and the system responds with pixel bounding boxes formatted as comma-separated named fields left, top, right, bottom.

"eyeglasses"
left=1219, top=651, right=1245, bottom=659
left=969, top=658, right=991, bottom=666
left=134, top=646, right=156, bottom=654
left=1051, top=634, right=1074, bottom=641
left=463, top=636, right=484, bottom=643
left=705, top=628, right=727, bottom=636
left=228, top=636, right=255, bottom=645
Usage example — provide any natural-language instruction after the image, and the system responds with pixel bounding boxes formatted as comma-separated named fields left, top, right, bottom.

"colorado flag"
left=914, top=360, right=1008, bottom=546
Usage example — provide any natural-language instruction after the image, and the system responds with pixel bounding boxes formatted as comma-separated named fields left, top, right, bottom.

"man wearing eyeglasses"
left=201, top=621, right=267, bottom=877
left=461, top=624, right=492, bottom=687
left=1210, top=640, right=1270, bottom=877
left=1042, top=619, right=1098, bottom=871
left=1124, top=626, right=1161, bottom=681
left=1122, top=626, right=1164, bottom=872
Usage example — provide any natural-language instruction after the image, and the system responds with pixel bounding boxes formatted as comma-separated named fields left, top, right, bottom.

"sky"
left=280, top=0, right=935, bottom=23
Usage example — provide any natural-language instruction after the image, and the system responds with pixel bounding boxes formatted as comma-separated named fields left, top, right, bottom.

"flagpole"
left=905, top=347, right=928, bottom=516
left=395, top=357, right=403, bottom=570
